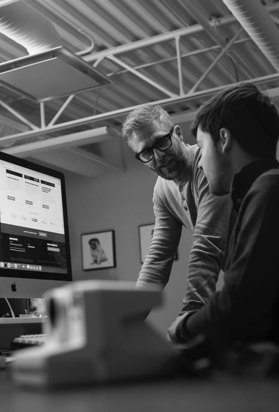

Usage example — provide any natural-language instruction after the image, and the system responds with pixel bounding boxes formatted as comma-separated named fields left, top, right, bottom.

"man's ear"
left=219, top=127, right=232, bottom=153
left=175, top=125, right=183, bottom=141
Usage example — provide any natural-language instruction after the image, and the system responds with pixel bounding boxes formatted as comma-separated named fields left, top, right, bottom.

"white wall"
left=64, top=143, right=195, bottom=336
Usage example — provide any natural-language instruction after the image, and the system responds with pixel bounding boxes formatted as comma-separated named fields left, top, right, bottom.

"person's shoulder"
left=154, top=177, right=179, bottom=203
left=254, top=168, right=279, bottom=192
left=185, top=143, right=200, bottom=158
left=155, top=176, right=176, bottom=191
left=184, top=144, right=200, bottom=169
left=187, top=145, right=206, bottom=184
left=246, top=168, right=279, bottom=208
left=259, top=168, right=279, bottom=179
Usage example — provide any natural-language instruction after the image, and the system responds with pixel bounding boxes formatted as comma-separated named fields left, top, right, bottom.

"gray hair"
left=122, top=104, right=173, bottom=141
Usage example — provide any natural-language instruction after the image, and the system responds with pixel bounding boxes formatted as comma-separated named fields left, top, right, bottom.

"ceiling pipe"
left=0, top=0, right=62, bottom=55
left=222, top=0, right=279, bottom=72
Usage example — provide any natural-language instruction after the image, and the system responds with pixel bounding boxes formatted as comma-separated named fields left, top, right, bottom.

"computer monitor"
left=0, top=151, right=72, bottom=300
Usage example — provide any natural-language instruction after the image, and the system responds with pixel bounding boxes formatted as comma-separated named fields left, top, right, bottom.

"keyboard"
left=11, top=334, right=47, bottom=350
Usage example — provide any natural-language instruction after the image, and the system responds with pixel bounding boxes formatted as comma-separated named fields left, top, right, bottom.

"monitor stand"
left=0, top=317, right=45, bottom=352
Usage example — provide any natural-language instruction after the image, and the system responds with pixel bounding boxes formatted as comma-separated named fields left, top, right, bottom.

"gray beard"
left=151, top=161, right=184, bottom=181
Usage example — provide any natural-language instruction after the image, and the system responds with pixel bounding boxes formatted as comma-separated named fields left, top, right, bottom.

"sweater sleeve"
left=181, top=163, right=234, bottom=311
left=136, top=180, right=182, bottom=289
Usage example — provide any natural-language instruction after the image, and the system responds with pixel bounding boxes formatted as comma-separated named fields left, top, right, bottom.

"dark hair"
left=191, top=83, right=279, bottom=157
left=122, top=104, right=172, bottom=142
left=89, top=238, right=100, bottom=245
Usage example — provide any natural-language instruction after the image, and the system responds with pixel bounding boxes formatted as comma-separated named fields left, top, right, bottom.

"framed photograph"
left=139, top=223, right=178, bottom=263
left=81, top=230, right=116, bottom=271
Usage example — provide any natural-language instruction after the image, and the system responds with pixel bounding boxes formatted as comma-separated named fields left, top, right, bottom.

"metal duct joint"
left=0, top=0, right=62, bottom=55
left=222, top=0, right=279, bottom=72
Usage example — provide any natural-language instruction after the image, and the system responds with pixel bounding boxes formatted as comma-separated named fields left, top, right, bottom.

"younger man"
left=168, top=83, right=279, bottom=348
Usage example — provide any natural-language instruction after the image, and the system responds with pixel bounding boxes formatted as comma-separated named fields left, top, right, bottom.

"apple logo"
left=11, top=282, right=17, bottom=292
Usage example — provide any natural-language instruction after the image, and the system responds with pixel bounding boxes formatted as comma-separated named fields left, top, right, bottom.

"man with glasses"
left=122, top=104, right=234, bottom=338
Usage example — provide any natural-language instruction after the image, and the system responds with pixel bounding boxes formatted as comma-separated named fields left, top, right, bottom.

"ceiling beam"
left=0, top=126, right=115, bottom=154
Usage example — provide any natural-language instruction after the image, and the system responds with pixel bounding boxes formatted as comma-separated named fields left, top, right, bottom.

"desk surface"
left=1, top=369, right=279, bottom=412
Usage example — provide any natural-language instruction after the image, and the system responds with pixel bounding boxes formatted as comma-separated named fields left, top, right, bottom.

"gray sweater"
left=137, top=144, right=235, bottom=312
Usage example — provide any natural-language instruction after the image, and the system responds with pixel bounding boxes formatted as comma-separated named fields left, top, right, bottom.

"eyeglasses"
left=135, top=126, right=175, bottom=163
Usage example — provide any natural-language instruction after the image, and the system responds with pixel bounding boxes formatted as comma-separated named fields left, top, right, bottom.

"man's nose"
left=153, top=148, right=163, bottom=160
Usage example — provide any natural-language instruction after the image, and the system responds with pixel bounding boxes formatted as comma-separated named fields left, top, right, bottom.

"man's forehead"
left=131, top=122, right=168, bottom=143
left=139, top=121, right=167, bottom=135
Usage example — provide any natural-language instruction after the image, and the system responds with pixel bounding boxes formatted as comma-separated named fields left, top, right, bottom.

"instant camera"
left=10, top=280, right=177, bottom=387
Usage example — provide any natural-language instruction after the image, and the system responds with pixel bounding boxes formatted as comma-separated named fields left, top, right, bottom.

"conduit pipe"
left=222, top=0, right=279, bottom=72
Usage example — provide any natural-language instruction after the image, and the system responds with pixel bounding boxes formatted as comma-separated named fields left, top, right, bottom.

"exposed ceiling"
left=1, top=0, right=279, bottom=177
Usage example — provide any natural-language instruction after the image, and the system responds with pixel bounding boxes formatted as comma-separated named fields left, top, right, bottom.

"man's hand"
left=168, top=311, right=195, bottom=343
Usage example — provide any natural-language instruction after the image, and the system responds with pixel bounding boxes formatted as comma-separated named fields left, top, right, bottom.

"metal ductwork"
left=222, top=0, right=279, bottom=72
left=0, top=0, right=62, bottom=55
left=0, top=1, right=113, bottom=178
left=0, top=0, right=61, bottom=145
left=0, top=1, right=61, bottom=147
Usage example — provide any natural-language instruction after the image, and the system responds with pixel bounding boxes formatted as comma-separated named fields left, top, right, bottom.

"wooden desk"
left=0, top=368, right=279, bottom=412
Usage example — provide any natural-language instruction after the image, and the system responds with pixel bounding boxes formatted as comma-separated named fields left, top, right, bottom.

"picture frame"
left=81, top=230, right=116, bottom=271
left=138, top=223, right=178, bottom=263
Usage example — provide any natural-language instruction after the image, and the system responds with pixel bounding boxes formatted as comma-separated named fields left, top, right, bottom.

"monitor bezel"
left=0, top=151, right=73, bottom=298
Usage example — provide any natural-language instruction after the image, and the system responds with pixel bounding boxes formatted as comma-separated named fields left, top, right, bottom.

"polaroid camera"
left=10, top=280, right=177, bottom=387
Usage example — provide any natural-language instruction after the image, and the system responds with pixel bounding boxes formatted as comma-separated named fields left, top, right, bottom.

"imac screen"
left=0, top=151, right=72, bottom=298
